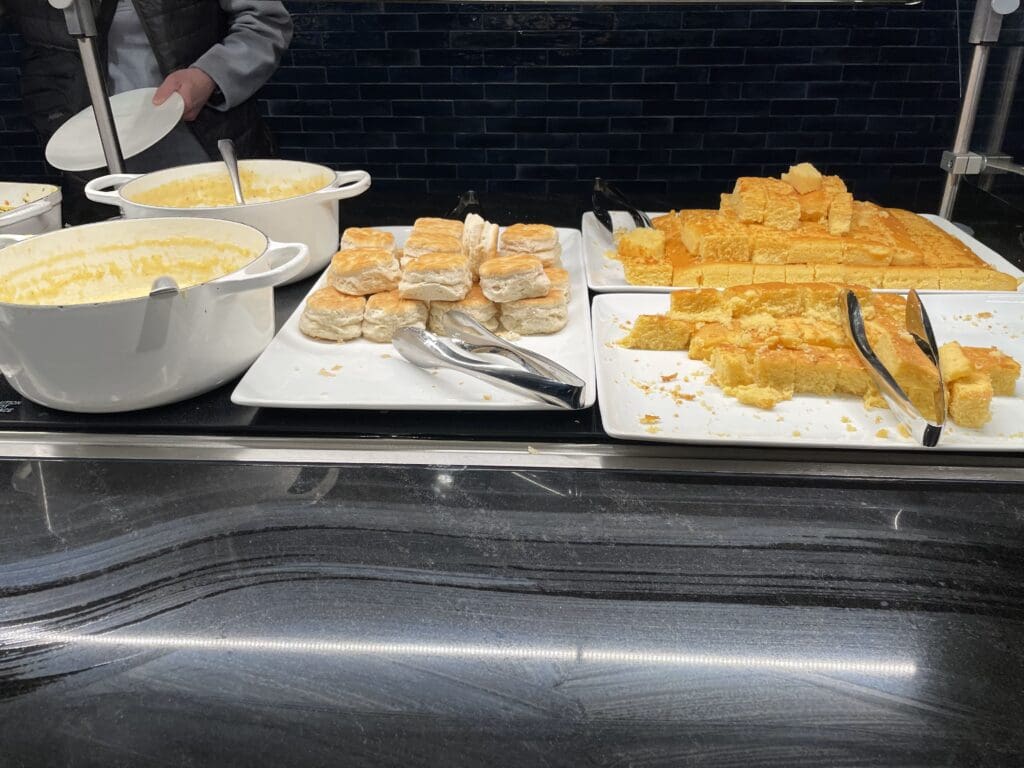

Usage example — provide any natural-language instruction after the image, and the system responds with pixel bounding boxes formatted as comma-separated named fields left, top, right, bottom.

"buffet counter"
left=1, top=187, right=1023, bottom=766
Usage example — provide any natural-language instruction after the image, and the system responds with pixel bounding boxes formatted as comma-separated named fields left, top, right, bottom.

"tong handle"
left=593, top=178, right=652, bottom=229
left=447, top=190, right=483, bottom=220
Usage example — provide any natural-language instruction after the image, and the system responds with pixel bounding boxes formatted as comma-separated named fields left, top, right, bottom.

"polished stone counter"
left=2, top=458, right=1022, bottom=766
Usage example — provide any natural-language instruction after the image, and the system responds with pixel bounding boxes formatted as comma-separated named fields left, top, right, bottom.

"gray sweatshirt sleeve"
left=192, top=0, right=293, bottom=112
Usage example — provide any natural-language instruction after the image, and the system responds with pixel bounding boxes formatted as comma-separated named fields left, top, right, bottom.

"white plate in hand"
left=592, top=292, right=1024, bottom=451
left=46, top=88, right=184, bottom=172
left=582, top=210, right=1024, bottom=293
left=232, top=226, right=596, bottom=411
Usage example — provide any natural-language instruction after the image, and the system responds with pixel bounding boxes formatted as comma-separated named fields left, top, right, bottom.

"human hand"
left=153, top=68, right=216, bottom=121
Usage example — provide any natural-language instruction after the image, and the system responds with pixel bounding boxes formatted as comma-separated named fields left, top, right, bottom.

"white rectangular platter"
left=592, top=292, right=1024, bottom=451
left=582, top=210, right=1024, bottom=294
left=232, top=226, right=596, bottom=411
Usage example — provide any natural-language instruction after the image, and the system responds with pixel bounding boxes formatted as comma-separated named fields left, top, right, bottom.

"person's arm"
left=153, top=0, right=292, bottom=118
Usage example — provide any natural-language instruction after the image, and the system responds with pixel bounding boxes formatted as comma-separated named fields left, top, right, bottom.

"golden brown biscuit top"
left=365, top=289, right=425, bottom=314
left=341, top=228, right=395, bottom=249
left=504, top=289, right=567, bottom=310
left=305, top=287, right=366, bottom=313
left=330, top=248, right=396, bottom=276
left=500, top=223, right=558, bottom=250
left=403, top=252, right=469, bottom=274
left=412, top=218, right=464, bottom=238
left=404, top=231, right=463, bottom=253
left=544, top=267, right=570, bottom=290
left=479, top=254, right=545, bottom=278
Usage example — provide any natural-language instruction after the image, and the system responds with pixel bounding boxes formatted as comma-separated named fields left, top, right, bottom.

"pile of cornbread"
left=613, top=163, right=1019, bottom=291
left=299, top=216, right=570, bottom=343
left=621, top=282, right=1020, bottom=429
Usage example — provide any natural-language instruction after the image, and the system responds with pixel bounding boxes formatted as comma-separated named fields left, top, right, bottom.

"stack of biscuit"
left=612, top=163, right=1019, bottom=291
left=619, top=281, right=1020, bottom=428
left=300, top=217, right=570, bottom=343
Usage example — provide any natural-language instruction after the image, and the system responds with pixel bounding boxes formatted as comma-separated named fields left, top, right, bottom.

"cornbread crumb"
left=661, top=373, right=678, bottom=383
left=898, top=424, right=912, bottom=439
left=640, top=414, right=661, bottom=425
left=845, top=423, right=857, bottom=433
left=792, top=430, right=802, bottom=437
left=876, top=428, right=889, bottom=438
left=482, top=394, right=493, bottom=401
left=318, top=368, right=336, bottom=378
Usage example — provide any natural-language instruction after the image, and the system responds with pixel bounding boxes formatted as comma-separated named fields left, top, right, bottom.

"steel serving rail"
left=0, top=430, right=1021, bottom=484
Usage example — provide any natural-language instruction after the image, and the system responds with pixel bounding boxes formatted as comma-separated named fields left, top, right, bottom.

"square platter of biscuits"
left=232, top=216, right=596, bottom=410
left=582, top=163, right=1023, bottom=294
left=591, top=284, right=1024, bottom=450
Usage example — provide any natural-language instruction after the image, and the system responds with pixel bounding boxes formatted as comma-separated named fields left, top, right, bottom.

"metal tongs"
left=592, top=178, right=652, bottom=234
left=843, top=289, right=946, bottom=448
left=393, top=312, right=585, bottom=409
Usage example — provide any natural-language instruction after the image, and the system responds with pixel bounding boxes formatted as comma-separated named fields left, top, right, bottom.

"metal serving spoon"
left=217, top=138, right=245, bottom=205
left=393, top=327, right=585, bottom=409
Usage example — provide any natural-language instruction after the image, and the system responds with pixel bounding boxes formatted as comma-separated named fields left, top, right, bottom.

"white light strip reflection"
left=3, top=628, right=916, bottom=677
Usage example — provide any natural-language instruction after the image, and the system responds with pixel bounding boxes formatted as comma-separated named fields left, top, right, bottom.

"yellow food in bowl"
left=128, top=169, right=329, bottom=208
left=0, top=237, right=256, bottom=305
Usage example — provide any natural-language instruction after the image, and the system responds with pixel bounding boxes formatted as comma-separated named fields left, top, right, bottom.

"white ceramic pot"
left=84, top=160, right=370, bottom=284
left=0, top=182, right=62, bottom=235
left=0, top=217, right=309, bottom=413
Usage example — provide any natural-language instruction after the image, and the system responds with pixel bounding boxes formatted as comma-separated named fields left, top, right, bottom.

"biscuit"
left=413, top=217, right=464, bottom=240
left=398, top=252, right=472, bottom=302
left=328, top=248, right=401, bottom=295
left=298, top=288, right=365, bottom=342
left=427, top=284, right=500, bottom=334
left=500, top=289, right=568, bottom=335
left=543, top=267, right=570, bottom=299
left=362, top=290, right=427, bottom=343
left=499, top=223, right=559, bottom=254
left=462, top=213, right=499, bottom=275
left=402, top=231, right=464, bottom=266
left=479, top=254, right=550, bottom=302
left=340, top=227, right=395, bottom=253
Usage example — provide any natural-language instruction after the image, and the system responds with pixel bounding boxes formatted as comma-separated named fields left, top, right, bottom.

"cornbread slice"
left=781, top=162, right=823, bottom=194
left=730, top=178, right=768, bottom=223
left=623, top=258, right=673, bottom=286
left=798, top=189, right=830, bottom=222
left=936, top=267, right=1019, bottom=291
left=672, top=263, right=705, bottom=287
left=620, top=315, right=693, bottom=350
left=679, top=210, right=751, bottom=262
left=753, top=264, right=789, bottom=283
left=763, top=181, right=801, bottom=231
left=699, top=263, right=757, bottom=288
left=651, top=212, right=682, bottom=242
left=962, top=346, right=1021, bottom=395
left=688, top=318, right=849, bottom=361
left=947, top=373, right=993, bottom=428
left=726, top=384, right=793, bottom=409
left=783, top=264, right=816, bottom=283
left=938, top=342, right=974, bottom=383
left=887, top=209, right=980, bottom=267
left=669, top=288, right=730, bottom=323
left=827, top=191, right=854, bottom=235
left=617, top=227, right=666, bottom=263
left=863, top=314, right=942, bottom=422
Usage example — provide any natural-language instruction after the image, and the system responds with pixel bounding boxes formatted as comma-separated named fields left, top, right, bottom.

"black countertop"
left=1, top=457, right=1023, bottom=766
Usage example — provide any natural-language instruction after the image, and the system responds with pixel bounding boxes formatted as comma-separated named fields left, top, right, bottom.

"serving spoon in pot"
left=217, top=139, right=245, bottom=205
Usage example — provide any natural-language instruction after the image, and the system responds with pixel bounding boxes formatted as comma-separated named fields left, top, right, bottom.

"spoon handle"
left=217, top=139, right=245, bottom=205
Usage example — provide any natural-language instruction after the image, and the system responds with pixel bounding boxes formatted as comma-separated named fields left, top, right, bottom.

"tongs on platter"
left=592, top=177, right=653, bottom=234
left=843, top=289, right=946, bottom=447
left=393, top=312, right=586, bottom=409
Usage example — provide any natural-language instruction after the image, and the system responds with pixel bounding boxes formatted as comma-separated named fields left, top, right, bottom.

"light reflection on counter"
left=3, top=627, right=917, bottom=677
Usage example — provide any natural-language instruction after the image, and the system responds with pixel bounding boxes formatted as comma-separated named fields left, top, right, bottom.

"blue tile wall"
left=0, top=1, right=1009, bottom=210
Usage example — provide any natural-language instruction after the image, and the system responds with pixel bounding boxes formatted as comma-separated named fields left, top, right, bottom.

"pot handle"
left=214, top=241, right=310, bottom=295
left=0, top=199, right=56, bottom=229
left=312, top=170, right=372, bottom=202
left=84, top=173, right=142, bottom=206
left=0, top=233, right=32, bottom=249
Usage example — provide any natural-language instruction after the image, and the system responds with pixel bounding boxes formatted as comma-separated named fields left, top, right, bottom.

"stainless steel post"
left=49, top=0, right=126, bottom=174
left=980, top=45, right=1024, bottom=191
left=938, top=44, right=991, bottom=219
left=937, top=0, right=1019, bottom=219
